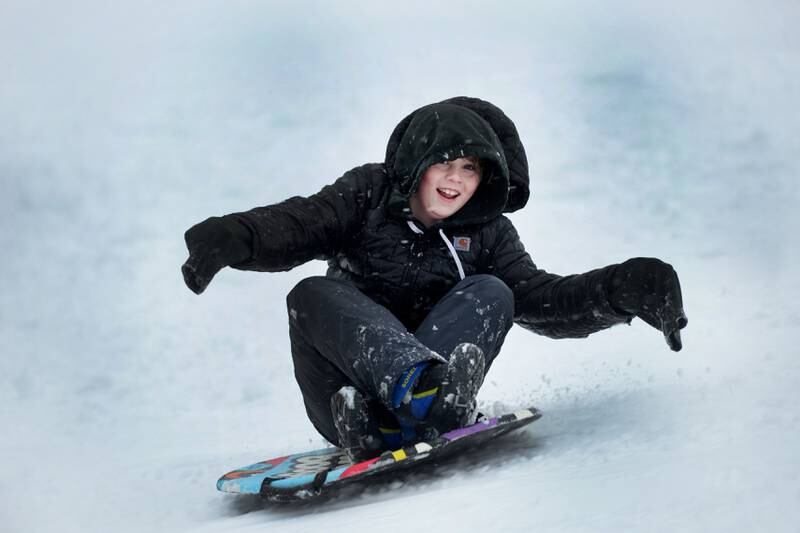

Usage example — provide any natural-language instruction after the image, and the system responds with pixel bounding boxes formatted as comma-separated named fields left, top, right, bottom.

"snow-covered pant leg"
left=414, top=274, right=514, bottom=373
left=287, top=276, right=443, bottom=445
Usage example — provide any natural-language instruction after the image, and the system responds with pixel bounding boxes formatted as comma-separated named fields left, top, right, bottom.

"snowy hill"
left=1, top=1, right=798, bottom=532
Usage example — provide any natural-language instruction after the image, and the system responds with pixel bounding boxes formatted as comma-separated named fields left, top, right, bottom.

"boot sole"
left=425, top=343, right=485, bottom=433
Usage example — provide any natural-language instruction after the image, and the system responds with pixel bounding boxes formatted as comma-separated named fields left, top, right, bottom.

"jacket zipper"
left=400, top=232, right=427, bottom=290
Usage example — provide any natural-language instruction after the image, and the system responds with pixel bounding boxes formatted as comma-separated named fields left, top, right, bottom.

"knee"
left=461, top=275, right=514, bottom=312
left=286, top=276, right=328, bottom=312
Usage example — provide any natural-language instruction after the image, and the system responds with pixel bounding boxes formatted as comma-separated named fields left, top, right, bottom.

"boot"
left=330, top=386, right=384, bottom=462
left=394, top=343, right=485, bottom=439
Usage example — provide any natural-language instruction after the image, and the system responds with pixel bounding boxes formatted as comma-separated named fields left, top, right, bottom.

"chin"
left=431, top=209, right=454, bottom=221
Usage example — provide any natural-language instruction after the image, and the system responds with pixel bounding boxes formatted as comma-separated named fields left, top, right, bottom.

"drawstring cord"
left=439, top=229, right=466, bottom=280
left=406, top=220, right=424, bottom=235
left=405, top=221, right=466, bottom=281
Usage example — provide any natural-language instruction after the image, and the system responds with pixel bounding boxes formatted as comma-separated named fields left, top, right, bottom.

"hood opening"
left=387, top=103, right=510, bottom=226
left=385, top=96, right=530, bottom=217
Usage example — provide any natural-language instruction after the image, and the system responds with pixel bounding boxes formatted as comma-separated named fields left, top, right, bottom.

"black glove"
left=608, top=258, right=688, bottom=351
left=181, top=216, right=252, bottom=295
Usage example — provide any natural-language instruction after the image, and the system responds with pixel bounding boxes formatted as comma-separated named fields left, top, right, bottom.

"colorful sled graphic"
left=218, top=407, right=541, bottom=501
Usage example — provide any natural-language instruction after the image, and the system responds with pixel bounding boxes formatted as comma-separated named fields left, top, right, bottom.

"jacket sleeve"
left=488, top=217, right=633, bottom=339
left=227, top=163, right=384, bottom=272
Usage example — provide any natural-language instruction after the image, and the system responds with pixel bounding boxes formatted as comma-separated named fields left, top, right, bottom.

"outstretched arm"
left=490, top=217, right=687, bottom=351
left=181, top=163, right=384, bottom=294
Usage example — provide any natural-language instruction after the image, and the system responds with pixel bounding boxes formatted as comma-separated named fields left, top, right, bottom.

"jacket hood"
left=385, top=96, right=530, bottom=226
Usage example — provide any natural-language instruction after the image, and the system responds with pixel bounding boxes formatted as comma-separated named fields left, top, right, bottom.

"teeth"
left=438, top=188, right=459, bottom=199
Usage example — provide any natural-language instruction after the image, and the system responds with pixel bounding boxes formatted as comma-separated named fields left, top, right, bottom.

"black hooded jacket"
left=227, top=97, right=630, bottom=336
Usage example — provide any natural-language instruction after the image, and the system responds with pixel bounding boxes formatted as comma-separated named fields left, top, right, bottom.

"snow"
left=338, top=386, right=357, bottom=411
left=2, top=1, right=799, bottom=532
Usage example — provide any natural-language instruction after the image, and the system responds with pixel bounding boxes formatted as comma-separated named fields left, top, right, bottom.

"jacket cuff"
left=222, top=214, right=256, bottom=267
left=598, top=264, right=635, bottom=322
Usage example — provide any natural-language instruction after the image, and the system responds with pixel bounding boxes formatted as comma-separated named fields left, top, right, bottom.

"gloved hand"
left=608, top=257, right=688, bottom=351
left=181, top=216, right=252, bottom=295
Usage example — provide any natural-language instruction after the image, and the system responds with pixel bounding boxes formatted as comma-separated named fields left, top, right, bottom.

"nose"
left=445, top=167, right=462, bottom=183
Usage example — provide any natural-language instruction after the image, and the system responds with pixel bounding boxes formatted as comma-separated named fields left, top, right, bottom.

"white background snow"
left=2, top=1, right=799, bottom=531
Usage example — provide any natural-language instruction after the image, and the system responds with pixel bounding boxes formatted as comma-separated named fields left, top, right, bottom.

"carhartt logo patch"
left=453, top=236, right=471, bottom=252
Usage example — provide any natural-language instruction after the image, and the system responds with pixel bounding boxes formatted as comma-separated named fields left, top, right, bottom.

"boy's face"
left=410, top=157, right=481, bottom=227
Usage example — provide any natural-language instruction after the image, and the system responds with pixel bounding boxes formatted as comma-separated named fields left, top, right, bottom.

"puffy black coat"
left=227, top=97, right=630, bottom=337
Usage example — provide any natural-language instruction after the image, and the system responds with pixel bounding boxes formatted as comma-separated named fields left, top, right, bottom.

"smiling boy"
left=410, top=157, right=482, bottom=227
left=182, top=96, right=687, bottom=461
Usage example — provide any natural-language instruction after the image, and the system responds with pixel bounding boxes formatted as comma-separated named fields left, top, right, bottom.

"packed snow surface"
left=1, top=1, right=798, bottom=532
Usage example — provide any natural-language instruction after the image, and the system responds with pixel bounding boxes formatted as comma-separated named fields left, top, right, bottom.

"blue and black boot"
left=392, top=342, right=486, bottom=439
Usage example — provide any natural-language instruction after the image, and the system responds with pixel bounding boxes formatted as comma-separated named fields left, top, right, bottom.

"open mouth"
left=437, top=188, right=460, bottom=200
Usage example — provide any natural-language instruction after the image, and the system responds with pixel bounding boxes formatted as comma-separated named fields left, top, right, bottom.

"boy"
left=182, top=96, right=687, bottom=460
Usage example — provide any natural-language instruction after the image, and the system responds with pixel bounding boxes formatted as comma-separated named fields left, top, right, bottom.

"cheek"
left=463, top=179, right=480, bottom=200
left=419, top=172, right=440, bottom=201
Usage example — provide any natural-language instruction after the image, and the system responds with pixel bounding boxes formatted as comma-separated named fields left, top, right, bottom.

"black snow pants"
left=286, top=274, right=514, bottom=446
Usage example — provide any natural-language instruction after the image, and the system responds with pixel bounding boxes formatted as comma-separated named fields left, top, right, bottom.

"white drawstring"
left=406, top=221, right=465, bottom=280
left=439, top=229, right=465, bottom=280
left=406, top=220, right=424, bottom=234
